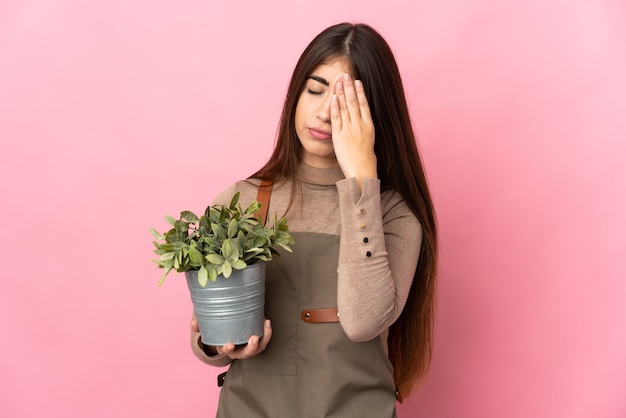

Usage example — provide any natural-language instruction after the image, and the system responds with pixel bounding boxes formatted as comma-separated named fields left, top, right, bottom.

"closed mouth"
left=308, top=128, right=331, bottom=140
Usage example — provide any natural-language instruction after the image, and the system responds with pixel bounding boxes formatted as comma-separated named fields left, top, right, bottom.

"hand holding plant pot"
left=152, top=192, right=294, bottom=346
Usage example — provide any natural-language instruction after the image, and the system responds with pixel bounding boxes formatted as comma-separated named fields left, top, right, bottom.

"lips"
left=308, top=128, right=332, bottom=141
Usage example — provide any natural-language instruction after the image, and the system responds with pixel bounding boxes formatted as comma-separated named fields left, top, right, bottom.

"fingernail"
left=343, top=73, right=350, bottom=81
left=265, top=319, right=271, bottom=328
left=336, top=81, right=343, bottom=92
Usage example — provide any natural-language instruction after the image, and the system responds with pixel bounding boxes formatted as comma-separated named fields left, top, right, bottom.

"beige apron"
left=216, top=232, right=398, bottom=418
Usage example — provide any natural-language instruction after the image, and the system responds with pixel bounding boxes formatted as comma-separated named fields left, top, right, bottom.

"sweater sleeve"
left=190, top=332, right=233, bottom=367
left=335, top=177, right=422, bottom=341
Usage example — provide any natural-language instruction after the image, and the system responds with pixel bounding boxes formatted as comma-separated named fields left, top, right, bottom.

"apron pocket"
left=242, top=287, right=298, bottom=375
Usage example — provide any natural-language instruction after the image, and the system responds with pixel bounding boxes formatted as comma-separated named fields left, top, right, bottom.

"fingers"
left=190, top=318, right=199, bottom=332
left=354, top=79, right=372, bottom=121
left=190, top=312, right=199, bottom=332
left=330, top=94, right=342, bottom=132
left=217, top=337, right=258, bottom=359
left=333, top=73, right=369, bottom=122
left=215, top=319, right=273, bottom=360
left=334, top=76, right=351, bottom=124
left=330, top=73, right=377, bottom=188
left=257, top=319, right=272, bottom=352
left=215, top=343, right=235, bottom=356
left=331, top=74, right=373, bottom=144
left=341, top=73, right=361, bottom=117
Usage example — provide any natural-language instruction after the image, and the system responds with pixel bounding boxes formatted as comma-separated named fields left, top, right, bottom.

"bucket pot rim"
left=185, top=262, right=266, bottom=286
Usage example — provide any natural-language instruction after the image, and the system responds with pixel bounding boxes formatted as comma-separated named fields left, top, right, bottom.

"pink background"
left=1, top=1, right=625, bottom=417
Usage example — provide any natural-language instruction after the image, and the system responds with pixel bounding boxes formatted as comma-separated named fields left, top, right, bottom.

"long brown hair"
left=252, top=23, right=438, bottom=402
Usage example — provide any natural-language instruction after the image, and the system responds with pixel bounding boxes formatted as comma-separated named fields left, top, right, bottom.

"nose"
left=317, top=94, right=332, bottom=123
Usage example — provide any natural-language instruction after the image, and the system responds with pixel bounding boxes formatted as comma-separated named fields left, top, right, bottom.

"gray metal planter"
left=186, top=263, right=265, bottom=346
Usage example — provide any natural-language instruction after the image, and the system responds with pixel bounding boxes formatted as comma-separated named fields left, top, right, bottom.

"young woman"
left=189, top=22, right=437, bottom=417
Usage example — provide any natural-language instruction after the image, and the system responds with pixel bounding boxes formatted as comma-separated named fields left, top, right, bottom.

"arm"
left=336, top=178, right=422, bottom=341
left=190, top=333, right=234, bottom=367
left=329, top=73, right=422, bottom=341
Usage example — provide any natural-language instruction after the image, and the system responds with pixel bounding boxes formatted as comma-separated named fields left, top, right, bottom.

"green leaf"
left=206, top=253, right=225, bottom=265
left=211, top=223, right=226, bottom=238
left=276, top=242, right=293, bottom=252
left=218, top=206, right=228, bottom=223
left=198, top=215, right=210, bottom=234
left=164, top=215, right=176, bottom=226
left=237, top=231, right=246, bottom=248
left=254, top=228, right=273, bottom=238
left=158, top=260, right=175, bottom=284
left=158, top=269, right=170, bottom=286
left=231, top=259, right=247, bottom=270
left=188, top=246, right=204, bottom=265
left=159, top=252, right=176, bottom=261
left=222, top=260, right=232, bottom=278
left=207, top=265, right=218, bottom=282
left=154, top=242, right=175, bottom=252
left=163, top=258, right=174, bottom=271
left=203, top=236, right=221, bottom=248
left=240, top=217, right=259, bottom=227
left=150, top=228, right=164, bottom=239
left=198, top=266, right=209, bottom=287
left=229, top=192, right=240, bottom=209
left=245, top=201, right=261, bottom=216
left=181, top=211, right=199, bottom=222
left=229, top=239, right=241, bottom=261
left=227, top=218, right=238, bottom=238
left=174, top=252, right=181, bottom=270
left=222, top=239, right=232, bottom=259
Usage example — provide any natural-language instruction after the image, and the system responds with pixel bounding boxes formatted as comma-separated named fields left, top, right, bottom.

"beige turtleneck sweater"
left=191, top=163, right=422, bottom=367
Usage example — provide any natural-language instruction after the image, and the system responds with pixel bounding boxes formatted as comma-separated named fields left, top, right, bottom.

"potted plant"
left=151, top=192, right=294, bottom=345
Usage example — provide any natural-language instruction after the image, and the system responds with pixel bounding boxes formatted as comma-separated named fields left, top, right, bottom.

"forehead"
left=309, top=57, right=353, bottom=78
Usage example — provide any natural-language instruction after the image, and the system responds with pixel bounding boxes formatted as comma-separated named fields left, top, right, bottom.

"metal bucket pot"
left=186, top=263, right=265, bottom=346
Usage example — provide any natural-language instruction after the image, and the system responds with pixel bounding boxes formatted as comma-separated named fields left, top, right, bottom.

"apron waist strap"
left=301, top=308, right=339, bottom=323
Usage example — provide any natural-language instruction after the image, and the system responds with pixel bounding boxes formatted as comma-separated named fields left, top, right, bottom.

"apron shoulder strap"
left=255, top=178, right=273, bottom=226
